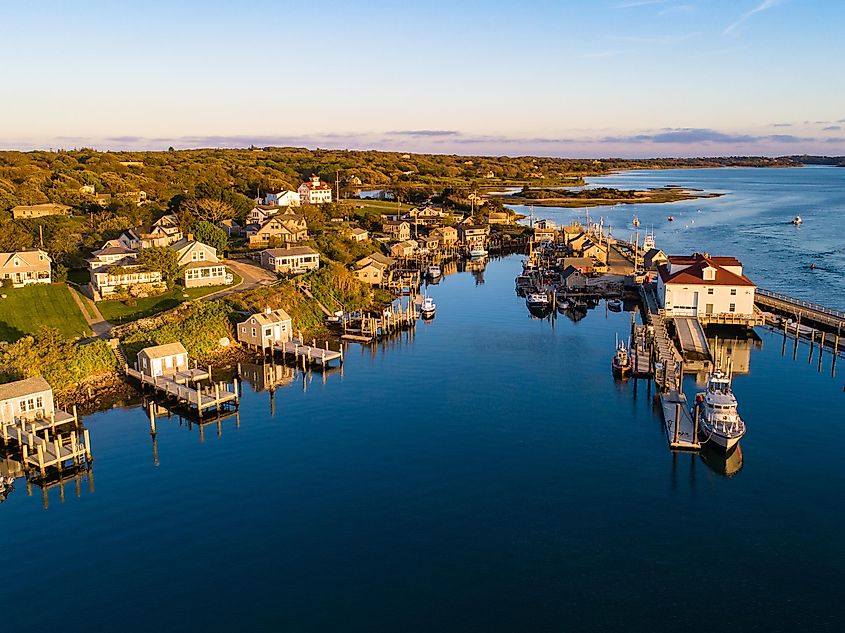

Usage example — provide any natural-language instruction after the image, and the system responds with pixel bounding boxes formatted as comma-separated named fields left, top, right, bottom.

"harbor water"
left=3, top=168, right=845, bottom=632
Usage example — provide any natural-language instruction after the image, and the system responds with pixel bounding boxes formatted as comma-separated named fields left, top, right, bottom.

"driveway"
left=202, top=258, right=277, bottom=300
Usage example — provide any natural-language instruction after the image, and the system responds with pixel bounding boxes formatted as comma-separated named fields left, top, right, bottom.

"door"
left=705, top=303, right=714, bottom=315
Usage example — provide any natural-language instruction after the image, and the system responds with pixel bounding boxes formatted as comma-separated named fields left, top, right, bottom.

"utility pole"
left=335, top=171, right=340, bottom=202
left=39, top=224, right=44, bottom=248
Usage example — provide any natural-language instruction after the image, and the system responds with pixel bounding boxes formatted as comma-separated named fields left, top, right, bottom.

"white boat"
left=792, top=215, right=803, bottom=225
left=469, top=247, right=488, bottom=258
left=420, top=294, right=436, bottom=318
left=525, top=292, right=550, bottom=311
left=642, top=230, right=655, bottom=251
left=695, top=370, right=746, bottom=451
left=427, top=265, right=442, bottom=279
left=785, top=319, right=814, bottom=337
left=667, top=215, right=675, bottom=222
left=607, top=298, right=622, bottom=312
left=632, top=216, right=640, bottom=227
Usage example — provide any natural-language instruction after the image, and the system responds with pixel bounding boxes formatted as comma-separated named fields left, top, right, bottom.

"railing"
left=756, top=288, right=845, bottom=320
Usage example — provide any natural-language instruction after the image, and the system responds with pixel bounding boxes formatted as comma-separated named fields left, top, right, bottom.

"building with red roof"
left=656, top=252, right=756, bottom=321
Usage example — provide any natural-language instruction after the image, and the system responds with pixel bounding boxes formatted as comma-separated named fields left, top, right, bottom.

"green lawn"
left=97, top=272, right=242, bottom=323
left=0, top=283, right=93, bottom=342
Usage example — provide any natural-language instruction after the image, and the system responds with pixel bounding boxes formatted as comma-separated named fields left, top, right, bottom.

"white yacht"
left=695, top=370, right=746, bottom=451
left=420, top=294, right=436, bottom=318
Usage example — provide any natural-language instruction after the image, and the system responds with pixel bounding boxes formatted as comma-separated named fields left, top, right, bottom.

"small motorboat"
left=632, top=216, right=640, bottom=227
left=667, top=215, right=675, bottom=222
left=792, top=215, right=803, bottom=225
left=420, top=294, right=436, bottom=319
left=427, top=265, right=442, bottom=279
left=469, top=247, right=488, bottom=258
left=611, top=338, right=632, bottom=378
left=607, top=298, right=622, bottom=312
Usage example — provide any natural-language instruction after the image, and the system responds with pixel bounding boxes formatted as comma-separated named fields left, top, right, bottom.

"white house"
left=298, top=175, right=332, bottom=205
left=263, top=190, right=301, bottom=207
left=657, top=253, right=756, bottom=321
left=237, top=308, right=293, bottom=349
left=260, top=246, right=320, bottom=274
left=0, top=250, right=52, bottom=287
left=170, top=237, right=232, bottom=288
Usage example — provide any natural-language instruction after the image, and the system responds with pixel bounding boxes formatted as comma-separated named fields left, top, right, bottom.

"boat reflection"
left=699, top=443, right=744, bottom=477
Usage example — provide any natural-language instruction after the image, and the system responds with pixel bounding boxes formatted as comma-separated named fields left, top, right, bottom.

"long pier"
left=125, top=366, right=239, bottom=417
left=756, top=288, right=845, bottom=335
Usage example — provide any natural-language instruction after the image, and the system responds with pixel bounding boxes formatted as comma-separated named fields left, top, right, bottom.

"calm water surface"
left=508, top=165, right=845, bottom=309
left=3, top=250, right=844, bottom=632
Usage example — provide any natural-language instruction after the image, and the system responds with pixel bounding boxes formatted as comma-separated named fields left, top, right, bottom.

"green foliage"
left=121, top=300, right=234, bottom=360
left=191, top=220, right=228, bottom=253
left=0, top=283, right=91, bottom=341
left=136, top=246, right=182, bottom=286
left=0, top=328, right=114, bottom=393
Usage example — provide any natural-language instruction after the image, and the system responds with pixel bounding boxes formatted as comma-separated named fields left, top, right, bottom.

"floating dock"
left=660, top=390, right=700, bottom=450
left=272, top=339, right=343, bottom=367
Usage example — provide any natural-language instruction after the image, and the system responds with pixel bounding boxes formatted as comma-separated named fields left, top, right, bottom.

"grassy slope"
left=0, top=283, right=92, bottom=341
left=97, top=272, right=243, bottom=323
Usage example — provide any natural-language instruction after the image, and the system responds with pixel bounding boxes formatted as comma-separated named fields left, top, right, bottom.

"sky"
left=1, top=0, right=843, bottom=158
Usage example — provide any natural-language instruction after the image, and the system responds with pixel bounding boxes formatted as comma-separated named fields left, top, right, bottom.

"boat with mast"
left=420, top=293, right=436, bottom=319
left=611, top=335, right=632, bottom=378
left=695, top=366, right=746, bottom=452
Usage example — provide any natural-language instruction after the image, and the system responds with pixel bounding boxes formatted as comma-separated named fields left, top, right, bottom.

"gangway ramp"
left=673, top=317, right=711, bottom=360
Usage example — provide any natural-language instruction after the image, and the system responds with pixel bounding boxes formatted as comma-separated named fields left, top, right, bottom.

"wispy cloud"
left=771, top=123, right=792, bottom=127
left=387, top=130, right=459, bottom=137
left=724, top=0, right=782, bottom=35
left=602, top=127, right=810, bottom=144
left=823, top=125, right=842, bottom=131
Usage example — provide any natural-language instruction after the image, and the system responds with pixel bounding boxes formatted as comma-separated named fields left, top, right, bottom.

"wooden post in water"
left=149, top=402, right=156, bottom=436
left=693, top=402, right=700, bottom=441
left=793, top=314, right=801, bottom=359
left=808, top=329, right=815, bottom=364
left=819, top=331, right=826, bottom=372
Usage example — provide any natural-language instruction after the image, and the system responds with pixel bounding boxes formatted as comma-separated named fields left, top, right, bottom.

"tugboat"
left=420, top=294, right=436, bottom=319
left=695, top=369, right=746, bottom=452
left=792, top=215, right=803, bottom=225
left=611, top=337, right=632, bottom=378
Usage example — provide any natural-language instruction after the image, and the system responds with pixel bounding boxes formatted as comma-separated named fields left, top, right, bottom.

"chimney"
left=264, top=306, right=272, bottom=314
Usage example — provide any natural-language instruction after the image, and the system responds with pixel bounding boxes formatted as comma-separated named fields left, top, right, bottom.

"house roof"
left=92, top=245, right=136, bottom=257
left=0, top=376, right=52, bottom=402
left=11, top=203, right=71, bottom=213
left=246, top=308, right=292, bottom=325
left=263, top=246, right=318, bottom=258
left=138, top=342, right=188, bottom=359
left=561, top=265, right=585, bottom=279
left=351, top=228, right=368, bottom=235
left=0, top=249, right=52, bottom=271
left=658, top=254, right=755, bottom=287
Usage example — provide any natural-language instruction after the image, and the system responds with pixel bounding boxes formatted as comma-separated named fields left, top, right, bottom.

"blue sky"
left=1, top=0, right=843, bottom=157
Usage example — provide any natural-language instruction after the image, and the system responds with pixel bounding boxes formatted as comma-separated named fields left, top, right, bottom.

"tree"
left=136, top=246, right=182, bottom=287
left=191, top=220, right=228, bottom=253
left=194, top=198, right=236, bottom=223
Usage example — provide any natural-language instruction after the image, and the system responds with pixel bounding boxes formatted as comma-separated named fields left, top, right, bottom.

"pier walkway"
left=660, top=390, right=700, bottom=451
left=673, top=317, right=712, bottom=359
left=756, top=288, right=845, bottom=334
left=125, top=367, right=239, bottom=417
left=272, top=339, right=343, bottom=367
left=1, top=420, right=92, bottom=476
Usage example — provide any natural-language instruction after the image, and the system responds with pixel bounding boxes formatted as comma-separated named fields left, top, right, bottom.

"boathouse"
left=237, top=308, right=293, bottom=350
left=561, top=265, right=587, bottom=291
left=0, top=376, right=74, bottom=425
left=136, top=342, right=189, bottom=378
left=657, top=253, right=756, bottom=323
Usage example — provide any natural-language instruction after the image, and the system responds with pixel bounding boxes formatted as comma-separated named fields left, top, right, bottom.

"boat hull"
left=699, top=427, right=743, bottom=452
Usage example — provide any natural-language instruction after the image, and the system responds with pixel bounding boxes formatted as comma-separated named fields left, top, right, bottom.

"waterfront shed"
left=136, top=342, right=189, bottom=378
left=561, top=265, right=588, bottom=291
left=0, top=376, right=56, bottom=424
left=237, top=308, right=293, bottom=349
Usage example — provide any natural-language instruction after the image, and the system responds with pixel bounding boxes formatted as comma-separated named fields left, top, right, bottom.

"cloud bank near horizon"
left=3, top=126, right=843, bottom=158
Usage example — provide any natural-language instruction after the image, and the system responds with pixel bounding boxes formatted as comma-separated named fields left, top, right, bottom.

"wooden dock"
left=272, top=339, right=343, bottom=367
left=756, top=288, right=845, bottom=335
left=125, top=366, right=239, bottom=417
left=1, top=419, right=92, bottom=477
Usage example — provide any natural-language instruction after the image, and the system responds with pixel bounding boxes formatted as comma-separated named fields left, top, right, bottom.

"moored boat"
left=607, top=298, right=622, bottom=312
left=469, top=247, right=488, bottom=258
left=525, top=291, right=550, bottom=313
left=420, top=294, right=436, bottom=319
left=695, top=369, right=746, bottom=452
left=611, top=338, right=632, bottom=378
left=428, top=264, right=442, bottom=279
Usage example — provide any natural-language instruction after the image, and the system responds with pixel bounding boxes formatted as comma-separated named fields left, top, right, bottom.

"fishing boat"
left=427, top=264, right=442, bottom=279
left=695, top=369, right=746, bottom=452
left=515, top=274, right=533, bottom=295
left=632, top=216, right=640, bottom=227
left=607, top=298, right=622, bottom=312
left=792, top=215, right=803, bottom=225
left=642, top=230, right=655, bottom=251
left=525, top=291, right=550, bottom=313
left=420, top=294, right=436, bottom=319
left=469, top=247, right=488, bottom=258
left=611, top=337, right=632, bottom=378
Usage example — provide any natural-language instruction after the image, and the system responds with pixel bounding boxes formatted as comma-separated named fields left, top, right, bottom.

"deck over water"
left=125, top=367, right=238, bottom=413
left=659, top=390, right=700, bottom=450
left=273, top=340, right=343, bottom=366
left=756, top=288, right=845, bottom=333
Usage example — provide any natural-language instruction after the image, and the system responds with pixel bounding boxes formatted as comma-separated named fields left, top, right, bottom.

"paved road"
left=202, top=258, right=277, bottom=301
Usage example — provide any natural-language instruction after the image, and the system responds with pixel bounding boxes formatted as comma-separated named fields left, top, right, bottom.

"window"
left=251, top=328, right=256, bottom=336
left=707, top=288, right=714, bottom=295
left=729, top=303, right=736, bottom=312
left=264, top=328, right=272, bottom=337
left=730, top=288, right=737, bottom=296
